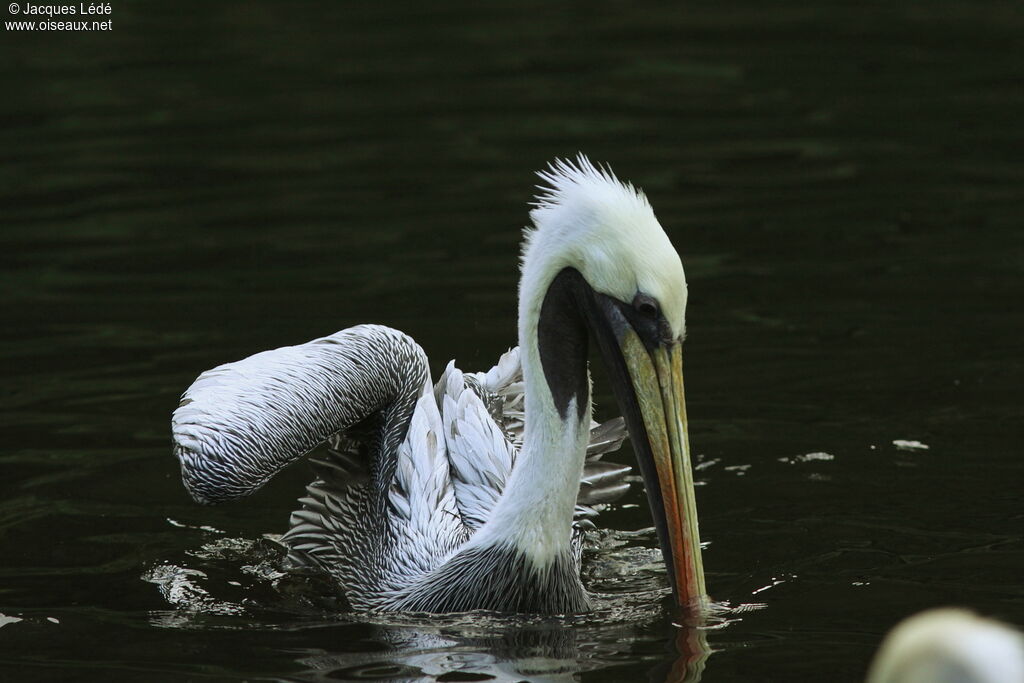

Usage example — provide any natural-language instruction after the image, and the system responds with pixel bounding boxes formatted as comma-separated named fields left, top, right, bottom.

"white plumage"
left=172, top=155, right=698, bottom=615
left=867, top=609, right=1024, bottom=683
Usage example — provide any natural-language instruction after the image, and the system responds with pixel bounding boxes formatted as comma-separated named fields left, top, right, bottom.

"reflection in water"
left=289, top=625, right=710, bottom=683
left=147, top=608, right=712, bottom=683
left=662, top=627, right=710, bottom=683
left=143, top=528, right=745, bottom=682
left=291, top=625, right=624, bottom=683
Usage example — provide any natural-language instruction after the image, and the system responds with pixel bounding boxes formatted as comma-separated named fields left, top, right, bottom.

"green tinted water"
left=2, top=2, right=1022, bottom=681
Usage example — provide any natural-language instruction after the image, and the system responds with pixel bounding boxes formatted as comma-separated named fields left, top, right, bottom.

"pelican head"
left=868, top=609, right=1024, bottom=683
left=516, top=156, right=705, bottom=611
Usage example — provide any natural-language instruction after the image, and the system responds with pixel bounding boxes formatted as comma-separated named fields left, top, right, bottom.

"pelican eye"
left=627, top=292, right=674, bottom=347
left=632, top=293, right=660, bottom=319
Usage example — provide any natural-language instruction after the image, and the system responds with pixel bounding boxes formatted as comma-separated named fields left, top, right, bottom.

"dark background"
left=2, top=2, right=1022, bottom=681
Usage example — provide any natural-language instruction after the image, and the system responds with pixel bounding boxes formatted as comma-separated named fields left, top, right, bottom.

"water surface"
left=2, top=1, right=1023, bottom=681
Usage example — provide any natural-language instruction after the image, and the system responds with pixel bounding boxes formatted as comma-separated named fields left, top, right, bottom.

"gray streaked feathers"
left=173, top=325, right=427, bottom=505
left=172, top=324, right=630, bottom=612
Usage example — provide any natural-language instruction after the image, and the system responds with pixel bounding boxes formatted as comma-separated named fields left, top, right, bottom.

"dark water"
left=2, top=1, right=1023, bottom=680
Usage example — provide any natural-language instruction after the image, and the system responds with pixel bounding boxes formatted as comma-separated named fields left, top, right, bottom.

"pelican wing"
left=438, top=362, right=517, bottom=532
left=172, top=325, right=429, bottom=504
left=465, top=346, right=526, bottom=444
left=283, top=390, right=468, bottom=607
left=387, top=393, right=468, bottom=568
left=577, top=418, right=630, bottom=505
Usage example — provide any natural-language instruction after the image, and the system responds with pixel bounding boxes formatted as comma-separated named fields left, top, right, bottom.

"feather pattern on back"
left=258, top=332, right=630, bottom=610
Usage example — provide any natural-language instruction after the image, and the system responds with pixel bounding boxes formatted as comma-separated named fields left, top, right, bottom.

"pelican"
left=867, top=609, right=1024, bottom=683
left=171, top=156, right=706, bottom=614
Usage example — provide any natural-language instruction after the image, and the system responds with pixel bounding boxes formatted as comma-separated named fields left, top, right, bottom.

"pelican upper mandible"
left=171, top=156, right=707, bottom=614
